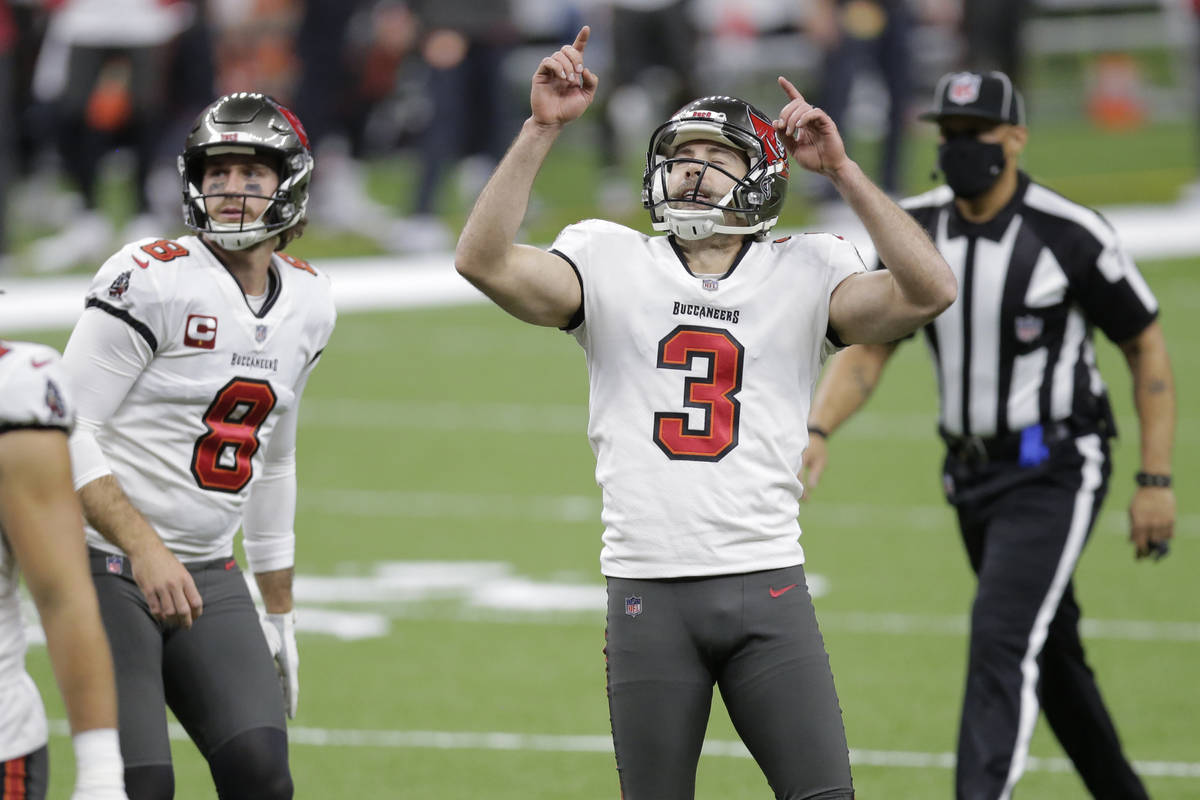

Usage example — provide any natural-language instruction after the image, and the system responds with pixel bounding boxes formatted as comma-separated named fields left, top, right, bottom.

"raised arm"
left=1117, top=320, right=1176, bottom=559
left=774, top=76, right=956, bottom=343
left=455, top=26, right=599, bottom=328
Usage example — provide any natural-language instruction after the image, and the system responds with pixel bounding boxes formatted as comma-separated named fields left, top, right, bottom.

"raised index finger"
left=573, top=25, right=591, bottom=54
left=777, top=75, right=804, bottom=102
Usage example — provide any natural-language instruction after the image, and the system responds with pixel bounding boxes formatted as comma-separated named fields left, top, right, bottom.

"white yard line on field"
left=297, top=487, right=1198, bottom=540
left=302, top=398, right=587, bottom=434
left=43, top=720, right=1200, bottom=779
left=299, top=400, right=1199, bottom=448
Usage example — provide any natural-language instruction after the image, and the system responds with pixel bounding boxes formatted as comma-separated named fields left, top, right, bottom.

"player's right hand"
left=774, top=76, right=850, bottom=179
left=800, top=433, right=829, bottom=501
left=531, top=25, right=599, bottom=127
left=131, top=543, right=203, bottom=627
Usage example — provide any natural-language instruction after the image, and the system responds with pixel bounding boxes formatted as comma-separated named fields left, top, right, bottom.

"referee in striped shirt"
left=804, top=71, right=1176, bottom=800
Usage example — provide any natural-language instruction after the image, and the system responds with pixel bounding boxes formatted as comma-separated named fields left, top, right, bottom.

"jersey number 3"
left=191, top=378, right=277, bottom=492
left=653, top=325, right=744, bottom=461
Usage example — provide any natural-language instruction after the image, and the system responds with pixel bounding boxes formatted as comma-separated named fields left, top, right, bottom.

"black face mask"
left=937, top=137, right=1006, bottom=199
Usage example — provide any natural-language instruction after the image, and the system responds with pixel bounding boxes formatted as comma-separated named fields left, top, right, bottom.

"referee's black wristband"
left=807, top=425, right=830, bottom=440
left=1135, top=471, right=1172, bottom=488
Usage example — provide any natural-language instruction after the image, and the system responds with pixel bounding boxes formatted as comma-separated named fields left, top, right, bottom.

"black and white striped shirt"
left=892, top=172, right=1158, bottom=438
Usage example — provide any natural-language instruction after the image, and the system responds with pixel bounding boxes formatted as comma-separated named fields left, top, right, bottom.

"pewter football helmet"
left=179, top=92, right=314, bottom=250
left=643, top=96, right=789, bottom=240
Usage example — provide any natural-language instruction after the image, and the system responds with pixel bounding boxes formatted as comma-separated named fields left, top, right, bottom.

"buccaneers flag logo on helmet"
left=748, top=110, right=789, bottom=179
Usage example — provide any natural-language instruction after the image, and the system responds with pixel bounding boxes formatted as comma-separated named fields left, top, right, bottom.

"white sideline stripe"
left=42, top=720, right=1200, bottom=778
left=2, top=207, right=1195, bottom=333
left=0, top=257, right=487, bottom=333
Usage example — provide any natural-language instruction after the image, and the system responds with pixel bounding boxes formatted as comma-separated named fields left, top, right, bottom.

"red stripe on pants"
left=2, top=755, right=27, bottom=799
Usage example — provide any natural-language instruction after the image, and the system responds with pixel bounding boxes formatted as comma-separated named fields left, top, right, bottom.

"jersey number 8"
left=191, top=378, right=277, bottom=492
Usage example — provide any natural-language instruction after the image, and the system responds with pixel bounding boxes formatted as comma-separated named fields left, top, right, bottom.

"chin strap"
left=656, top=210, right=777, bottom=241
left=665, top=208, right=723, bottom=240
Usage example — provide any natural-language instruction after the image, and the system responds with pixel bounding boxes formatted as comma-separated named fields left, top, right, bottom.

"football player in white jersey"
left=59, top=93, right=336, bottom=800
left=455, top=26, right=956, bottom=800
left=0, top=341, right=127, bottom=800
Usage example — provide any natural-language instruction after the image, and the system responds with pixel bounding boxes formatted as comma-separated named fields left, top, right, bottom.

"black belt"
left=939, top=421, right=1077, bottom=466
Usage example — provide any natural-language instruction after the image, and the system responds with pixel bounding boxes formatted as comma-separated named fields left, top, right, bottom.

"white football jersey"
left=553, top=220, right=865, bottom=578
left=63, top=235, right=336, bottom=561
left=0, top=341, right=72, bottom=760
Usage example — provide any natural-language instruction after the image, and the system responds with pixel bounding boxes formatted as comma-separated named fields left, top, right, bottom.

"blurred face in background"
left=936, top=116, right=1027, bottom=199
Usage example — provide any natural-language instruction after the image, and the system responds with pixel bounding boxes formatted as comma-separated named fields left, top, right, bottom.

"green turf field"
left=11, top=250, right=1196, bottom=798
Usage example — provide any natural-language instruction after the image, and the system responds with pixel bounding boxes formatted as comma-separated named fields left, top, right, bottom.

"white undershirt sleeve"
left=60, top=308, right=154, bottom=490
left=242, top=357, right=319, bottom=573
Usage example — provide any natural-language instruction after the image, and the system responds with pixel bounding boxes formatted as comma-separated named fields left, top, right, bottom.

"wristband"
left=807, top=425, right=829, bottom=439
left=73, top=728, right=124, bottom=789
left=1135, top=471, right=1171, bottom=488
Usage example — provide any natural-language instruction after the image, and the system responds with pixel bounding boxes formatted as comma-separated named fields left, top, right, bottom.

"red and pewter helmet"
left=179, top=92, right=314, bottom=251
left=642, top=95, right=789, bottom=241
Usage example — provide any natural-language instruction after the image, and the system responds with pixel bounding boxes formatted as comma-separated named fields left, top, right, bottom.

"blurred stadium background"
left=2, top=0, right=1197, bottom=797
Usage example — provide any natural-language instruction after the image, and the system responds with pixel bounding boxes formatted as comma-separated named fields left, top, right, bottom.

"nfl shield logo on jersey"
left=702, top=278, right=719, bottom=292
left=255, top=324, right=268, bottom=343
left=624, top=595, right=642, bottom=618
left=1014, top=314, right=1043, bottom=344
left=105, top=555, right=124, bottom=574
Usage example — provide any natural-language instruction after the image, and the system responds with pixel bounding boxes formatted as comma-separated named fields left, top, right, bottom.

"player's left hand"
left=800, top=434, right=829, bottom=501
left=774, top=76, right=849, bottom=178
left=1129, top=486, right=1175, bottom=561
left=261, top=612, right=299, bottom=718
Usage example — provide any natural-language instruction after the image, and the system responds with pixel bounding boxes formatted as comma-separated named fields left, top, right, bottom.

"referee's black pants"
left=944, top=433, right=1148, bottom=800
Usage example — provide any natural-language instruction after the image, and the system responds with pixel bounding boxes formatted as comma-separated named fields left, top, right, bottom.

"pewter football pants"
left=90, top=551, right=290, bottom=775
left=605, top=566, right=854, bottom=800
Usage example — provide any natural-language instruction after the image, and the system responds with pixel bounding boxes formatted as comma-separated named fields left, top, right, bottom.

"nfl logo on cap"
left=922, top=70, right=1026, bottom=126
left=624, top=595, right=642, bottom=617
left=948, top=73, right=982, bottom=105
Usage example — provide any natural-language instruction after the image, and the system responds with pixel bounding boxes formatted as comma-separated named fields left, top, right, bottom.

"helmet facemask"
left=642, top=97, right=789, bottom=241
left=179, top=93, right=314, bottom=251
